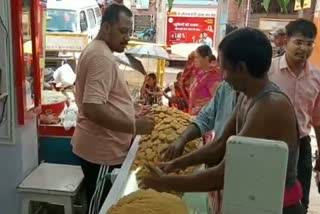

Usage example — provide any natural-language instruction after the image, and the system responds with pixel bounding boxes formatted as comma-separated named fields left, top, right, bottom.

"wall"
left=0, top=118, right=38, bottom=214
left=173, top=0, right=218, bottom=6
left=0, top=0, right=38, bottom=213
left=310, top=0, right=320, bottom=66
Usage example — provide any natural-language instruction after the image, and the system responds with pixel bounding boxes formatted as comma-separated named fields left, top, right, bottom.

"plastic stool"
left=18, top=163, right=84, bottom=214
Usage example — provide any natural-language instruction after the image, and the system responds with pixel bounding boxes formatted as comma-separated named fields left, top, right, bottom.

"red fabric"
left=181, top=62, right=197, bottom=99
left=283, top=180, right=303, bottom=207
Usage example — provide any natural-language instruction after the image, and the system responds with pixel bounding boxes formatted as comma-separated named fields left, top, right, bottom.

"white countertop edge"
left=99, top=136, right=141, bottom=214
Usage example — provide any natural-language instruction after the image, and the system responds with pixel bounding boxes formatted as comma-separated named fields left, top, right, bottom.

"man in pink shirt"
left=72, top=4, right=154, bottom=212
left=269, top=19, right=320, bottom=212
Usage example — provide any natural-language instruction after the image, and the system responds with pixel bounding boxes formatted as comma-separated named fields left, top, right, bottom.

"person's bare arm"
left=145, top=93, right=296, bottom=192
left=166, top=108, right=237, bottom=170
left=82, top=56, right=134, bottom=134
left=145, top=86, right=163, bottom=96
left=163, top=86, right=172, bottom=100
left=146, top=160, right=225, bottom=192
left=178, top=124, right=202, bottom=144
left=83, top=103, right=134, bottom=133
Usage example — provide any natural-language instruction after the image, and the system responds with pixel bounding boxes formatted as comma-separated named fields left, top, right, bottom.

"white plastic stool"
left=18, top=163, right=84, bottom=214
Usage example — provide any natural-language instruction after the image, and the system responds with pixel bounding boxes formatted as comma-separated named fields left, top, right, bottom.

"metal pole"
left=245, top=0, right=251, bottom=27
left=156, top=0, right=166, bottom=44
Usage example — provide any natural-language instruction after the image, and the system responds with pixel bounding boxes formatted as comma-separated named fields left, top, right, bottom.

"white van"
left=46, top=0, right=102, bottom=42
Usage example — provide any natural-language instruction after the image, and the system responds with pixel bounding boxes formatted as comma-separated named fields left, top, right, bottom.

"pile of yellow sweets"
left=132, top=106, right=202, bottom=194
left=107, top=189, right=189, bottom=214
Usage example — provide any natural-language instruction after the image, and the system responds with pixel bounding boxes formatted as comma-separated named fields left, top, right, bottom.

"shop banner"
left=166, top=16, right=215, bottom=47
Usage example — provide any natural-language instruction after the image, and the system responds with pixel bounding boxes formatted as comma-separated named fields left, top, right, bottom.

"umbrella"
left=114, top=53, right=147, bottom=76
left=126, top=45, right=170, bottom=60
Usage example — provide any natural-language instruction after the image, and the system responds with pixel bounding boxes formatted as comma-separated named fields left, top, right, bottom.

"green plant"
left=236, top=0, right=291, bottom=13
left=167, top=0, right=293, bottom=13
left=167, top=0, right=174, bottom=12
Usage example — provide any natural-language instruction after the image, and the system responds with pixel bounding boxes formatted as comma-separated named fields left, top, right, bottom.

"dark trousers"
left=297, top=136, right=312, bottom=212
left=79, top=158, right=122, bottom=213
left=283, top=202, right=305, bottom=214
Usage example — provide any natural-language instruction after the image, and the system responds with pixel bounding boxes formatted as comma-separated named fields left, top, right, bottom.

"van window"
left=80, top=11, right=88, bottom=32
left=94, top=7, right=102, bottom=24
left=47, top=9, right=77, bottom=32
left=87, top=9, right=96, bottom=29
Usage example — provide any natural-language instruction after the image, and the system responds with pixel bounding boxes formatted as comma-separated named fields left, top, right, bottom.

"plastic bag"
left=61, top=102, right=78, bottom=130
left=53, top=63, right=76, bottom=88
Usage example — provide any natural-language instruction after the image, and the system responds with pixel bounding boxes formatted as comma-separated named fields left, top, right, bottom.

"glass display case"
left=11, top=0, right=46, bottom=125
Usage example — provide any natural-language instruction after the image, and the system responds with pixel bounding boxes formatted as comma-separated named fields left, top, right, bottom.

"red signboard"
left=166, top=16, right=215, bottom=47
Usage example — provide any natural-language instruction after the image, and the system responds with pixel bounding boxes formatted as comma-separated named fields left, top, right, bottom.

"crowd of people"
left=71, top=3, right=320, bottom=214
left=138, top=45, right=222, bottom=144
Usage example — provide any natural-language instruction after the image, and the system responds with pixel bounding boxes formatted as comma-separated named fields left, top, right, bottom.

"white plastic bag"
left=53, top=63, right=76, bottom=88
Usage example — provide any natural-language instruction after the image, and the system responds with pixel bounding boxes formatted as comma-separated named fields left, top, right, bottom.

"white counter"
left=99, top=136, right=141, bottom=214
left=99, top=135, right=209, bottom=214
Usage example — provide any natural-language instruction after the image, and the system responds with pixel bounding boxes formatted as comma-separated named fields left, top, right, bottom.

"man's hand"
left=141, top=164, right=168, bottom=192
left=162, top=138, right=186, bottom=161
left=135, top=116, right=155, bottom=135
left=158, top=161, right=179, bottom=173
left=136, top=105, right=152, bottom=117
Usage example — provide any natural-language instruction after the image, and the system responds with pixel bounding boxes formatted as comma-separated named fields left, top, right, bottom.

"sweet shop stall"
left=38, top=39, right=167, bottom=165
left=95, top=108, right=291, bottom=214
left=38, top=33, right=88, bottom=165
left=98, top=105, right=209, bottom=214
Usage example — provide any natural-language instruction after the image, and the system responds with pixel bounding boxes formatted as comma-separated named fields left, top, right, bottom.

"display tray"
left=99, top=136, right=209, bottom=214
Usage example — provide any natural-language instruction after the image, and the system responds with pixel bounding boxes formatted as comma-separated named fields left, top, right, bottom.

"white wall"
left=0, top=0, right=38, bottom=213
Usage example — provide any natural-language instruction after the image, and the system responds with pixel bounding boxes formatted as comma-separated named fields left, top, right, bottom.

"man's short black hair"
left=219, top=28, right=272, bottom=79
left=286, top=18, right=317, bottom=39
left=101, top=4, right=133, bottom=25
